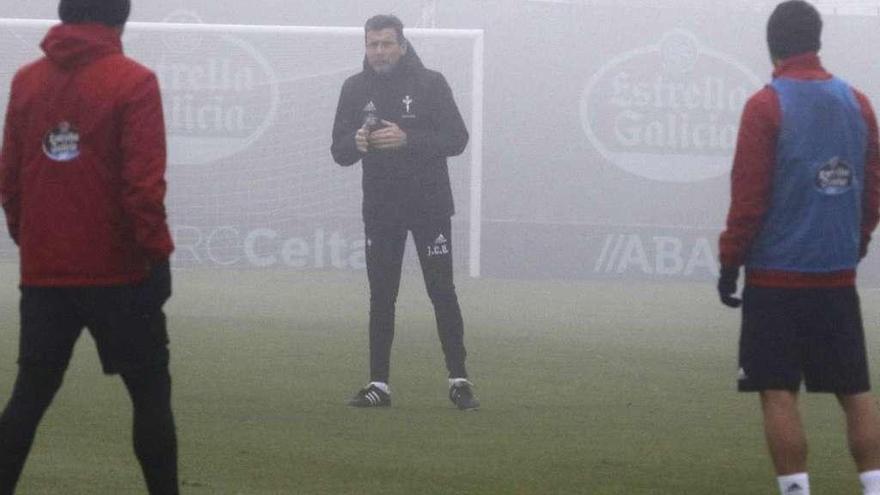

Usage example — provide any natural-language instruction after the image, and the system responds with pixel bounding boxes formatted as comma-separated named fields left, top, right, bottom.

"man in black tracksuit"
left=331, top=14, right=478, bottom=410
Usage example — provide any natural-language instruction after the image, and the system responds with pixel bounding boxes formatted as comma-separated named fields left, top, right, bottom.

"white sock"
left=449, top=378, right=470, bottom=387
left=860, top=470, right=880, bottom=495
left=778, top=473, right=809, bottom=495
left=368, top=381, right=390, bottom=394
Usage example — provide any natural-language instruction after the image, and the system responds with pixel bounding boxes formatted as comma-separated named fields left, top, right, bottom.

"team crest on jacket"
left=815, top=157, right=853, bottom=195
left=42, top=121, right=80, bottom=162
left=402, top=95, right=415, bottom=119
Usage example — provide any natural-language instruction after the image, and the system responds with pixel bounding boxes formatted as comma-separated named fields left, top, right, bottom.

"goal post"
left=0, top=18, right=485, bottom=277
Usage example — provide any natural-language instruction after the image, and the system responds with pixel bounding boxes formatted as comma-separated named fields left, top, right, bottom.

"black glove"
left=137, top=259, right=172, bottom=314
left=717, top=265, right=742, bottom=308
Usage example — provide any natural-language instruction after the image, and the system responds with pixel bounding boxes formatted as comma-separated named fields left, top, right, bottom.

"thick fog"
left=2, top=0, right=879, bottom=284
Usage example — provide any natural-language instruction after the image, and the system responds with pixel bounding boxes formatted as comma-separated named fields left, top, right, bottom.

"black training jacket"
left=330, top=45, right=469, bottom=224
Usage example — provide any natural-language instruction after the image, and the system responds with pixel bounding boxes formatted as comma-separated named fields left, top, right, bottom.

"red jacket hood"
left=40, top=23, right=122, bottom=69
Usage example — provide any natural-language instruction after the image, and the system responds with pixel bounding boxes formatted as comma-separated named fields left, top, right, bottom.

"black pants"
left=365, top=217, right=468, bottom=383
left=0, top=263, right=178, bottom=494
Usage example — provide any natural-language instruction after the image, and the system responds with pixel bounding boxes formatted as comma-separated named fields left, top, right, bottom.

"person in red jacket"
left=718, top=2, right=880, bottom=494
left=0, top=0, right=178, bottom=493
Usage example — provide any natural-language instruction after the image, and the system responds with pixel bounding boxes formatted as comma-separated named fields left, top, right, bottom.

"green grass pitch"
left=0, top=262, right=877, bottom=494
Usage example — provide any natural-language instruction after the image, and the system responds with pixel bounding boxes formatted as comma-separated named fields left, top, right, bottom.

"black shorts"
left=17, top=262, right=172, bottom=375
left=738, top=285, right=869, bottom=394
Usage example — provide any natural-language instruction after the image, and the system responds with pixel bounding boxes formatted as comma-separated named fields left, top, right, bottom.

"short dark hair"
left=767, top=0, right=822, bottom=60
left=59, top=0, right=131, bottom=27
left=364, top=14, right=405, bottom=45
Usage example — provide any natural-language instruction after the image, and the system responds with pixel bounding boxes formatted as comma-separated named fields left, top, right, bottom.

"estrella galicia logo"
left=815, top=157, right=853, bottom=195
left=580, top=30, right=762, bottom=182
left=42, top=121, right=80, bottom=162
left=144, top=12, right=280, bottom=166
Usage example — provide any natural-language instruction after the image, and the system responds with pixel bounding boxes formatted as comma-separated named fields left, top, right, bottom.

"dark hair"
left=364, top=14, right=405, bottom=45
left=767, top=0, right=822, bottom=60
left=58, top=0, right=131, bottom=27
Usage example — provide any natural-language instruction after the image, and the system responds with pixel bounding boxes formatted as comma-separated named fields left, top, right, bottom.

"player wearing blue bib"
left=718, top=2, right=880, bottom=494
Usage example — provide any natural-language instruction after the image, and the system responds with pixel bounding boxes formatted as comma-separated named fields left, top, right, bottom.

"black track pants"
left=365, top=216, right=468, bottom=383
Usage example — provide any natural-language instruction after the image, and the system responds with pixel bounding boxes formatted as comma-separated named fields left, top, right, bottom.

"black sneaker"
left=348, top=384, right=391, bottom=408
left=449, top=380, right=480, bottom=411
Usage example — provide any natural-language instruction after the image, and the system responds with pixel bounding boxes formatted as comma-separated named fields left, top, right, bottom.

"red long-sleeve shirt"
left=719, top=53, right=880, bottom=288
left=0, top=24, right=173, bottom=286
